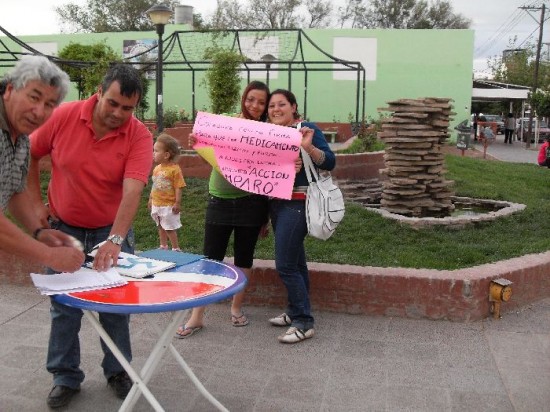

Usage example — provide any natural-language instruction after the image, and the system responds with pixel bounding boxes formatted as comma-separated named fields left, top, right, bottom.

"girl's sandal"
left=231, top=313, right=249, bottom=327
left=174, top=325, right=203, bottom=339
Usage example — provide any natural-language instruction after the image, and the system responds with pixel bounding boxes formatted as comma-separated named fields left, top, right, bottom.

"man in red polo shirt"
left=27, top=64, right=153, bottom=409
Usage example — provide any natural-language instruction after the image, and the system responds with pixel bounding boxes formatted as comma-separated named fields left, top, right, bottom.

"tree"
left=488, top=43, right=535, bottom=88
left=58, top=41, right=120, bottom=98
left=359, top=0, right=417, bottom=29
left=55, top=0, right=181, bottom=33
left=339, top=0, right=470, bottom=29
left=210, top=0, right=332, bottom=29
left=530, top=90, right=550, bottom=118
left=192, top=13, right=210, bottom=30
left=488, top=40, right=550, bottom=118
left=419, top=0, right=471, bottom=29
left=303, top=0, right=333, bottom=28
left=489, top=40, right=550, bottom=91
left=210, top=0, right=253, bottom=30
left=203, top=47, right=243, bottom=114
left=135, top=71, right=151, bottom=121
left=58, top=42, right=150, bottom=118
left=337, top=0, right=367, bottom=28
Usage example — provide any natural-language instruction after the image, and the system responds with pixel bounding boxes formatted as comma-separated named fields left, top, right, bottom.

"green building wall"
left=0, top=27, right=474, bottom=129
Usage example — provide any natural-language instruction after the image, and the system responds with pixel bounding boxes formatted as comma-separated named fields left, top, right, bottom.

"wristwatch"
left=107, top=234, right=124, bottom=246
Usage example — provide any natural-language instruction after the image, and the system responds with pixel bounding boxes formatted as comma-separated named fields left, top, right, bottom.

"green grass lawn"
left=42, top=154, right=550, bottom=270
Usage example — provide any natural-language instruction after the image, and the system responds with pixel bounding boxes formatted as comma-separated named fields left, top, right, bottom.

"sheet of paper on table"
left=86, top=250, right=177, bottom=279
left=30, top=267, right=127, bottom=295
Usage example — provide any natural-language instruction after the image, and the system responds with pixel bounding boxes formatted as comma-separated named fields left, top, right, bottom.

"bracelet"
left=33, top=228, right=45, bottom=239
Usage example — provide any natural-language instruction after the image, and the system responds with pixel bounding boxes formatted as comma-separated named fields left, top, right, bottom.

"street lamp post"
left=146, top=4, right=173, bottom=133
left=261, top=54, right=277, bottom=88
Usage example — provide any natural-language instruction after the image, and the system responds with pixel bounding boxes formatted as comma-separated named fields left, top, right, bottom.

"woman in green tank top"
left=176, top=81, right=271, bottom=338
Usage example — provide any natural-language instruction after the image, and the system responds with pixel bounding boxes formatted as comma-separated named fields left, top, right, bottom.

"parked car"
left=516, top=118, right=550, bottom=143
left=481, top=114, right=505, bottom=134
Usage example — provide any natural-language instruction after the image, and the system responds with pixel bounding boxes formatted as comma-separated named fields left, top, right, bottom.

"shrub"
left=339, top=117, right=386, bottom=154
left=163, top=107, right=180, bottom=128
left=204, top=46, right=243, bottom=114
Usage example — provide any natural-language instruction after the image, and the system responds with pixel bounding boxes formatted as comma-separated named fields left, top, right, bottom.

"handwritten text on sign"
left=193, top=112, right=301, bottom=199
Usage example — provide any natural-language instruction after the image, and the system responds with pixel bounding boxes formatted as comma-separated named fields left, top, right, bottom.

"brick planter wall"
left=241, top=252, right=550, bottom=322
left=331, top=151, right=385, bottom=181
left=314, top=122, right=353, bottom=142
left=4, top=249, right=550, bottom=321
left=164, top=125, right=194, bottom=150
left=177, top=154, right=212, bottom=179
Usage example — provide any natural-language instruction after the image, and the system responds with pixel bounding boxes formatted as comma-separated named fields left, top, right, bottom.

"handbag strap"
left=296, top=122, right=319, bottom=184
left=300, top=147, right=318, bottom=184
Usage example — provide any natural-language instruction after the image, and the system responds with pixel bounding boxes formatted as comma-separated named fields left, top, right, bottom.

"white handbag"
left=300, top=147, right=345, bottom=240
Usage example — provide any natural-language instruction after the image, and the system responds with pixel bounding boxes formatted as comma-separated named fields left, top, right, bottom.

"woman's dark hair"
left=270, top=89, right=301, bottom=119
left=241, top=81, right=270, bottom=121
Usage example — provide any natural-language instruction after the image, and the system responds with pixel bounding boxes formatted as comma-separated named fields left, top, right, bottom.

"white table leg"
left=84, top=309, right=229, bottom=412
left=82, top=311, right=164, bottom=411
left=120, top=309, right=189, bottom=411
left=126, top=310, right=229, bottom=412
left=168, top=344, right=229, bottom=412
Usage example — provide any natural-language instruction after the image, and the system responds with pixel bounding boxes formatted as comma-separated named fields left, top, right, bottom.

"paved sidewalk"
left=0, top=283, right=548, bottom=412
left=471, top=135, right=540, bottom=165
left=333, top=133, right=542, bottom=165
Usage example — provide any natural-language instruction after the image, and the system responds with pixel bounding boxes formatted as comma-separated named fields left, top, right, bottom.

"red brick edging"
left=242, top=252, right=550, bottom=322
left=5, top=245, right=549, bottom=323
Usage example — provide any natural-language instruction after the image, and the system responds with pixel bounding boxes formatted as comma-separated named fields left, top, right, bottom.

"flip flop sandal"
left=174, top=325, right=203, bottom=339
left=231, top=313, right=249, bottom=327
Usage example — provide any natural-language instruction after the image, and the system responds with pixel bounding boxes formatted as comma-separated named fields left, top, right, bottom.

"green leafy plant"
left=530, top=90, right=550, bottom=118
left=339, top=116, right=386, bottom=153
left=58, top=41, right=120, bottom=99
left=163, top=107, right=180, bottom=128
left=203, top=46, right=243, bottom=114
left=134, top=70, right=150, bottom=122
left=162, top=105, right=192, bottom=128
left=177, top=107, right=191, bottom=122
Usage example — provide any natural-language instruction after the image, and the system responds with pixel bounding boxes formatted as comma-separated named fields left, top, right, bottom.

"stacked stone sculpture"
left=377, top=98, right=455, bottom=217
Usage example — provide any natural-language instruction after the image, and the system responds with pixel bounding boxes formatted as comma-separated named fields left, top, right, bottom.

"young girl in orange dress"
left=148, top=133, right=186, bottom=251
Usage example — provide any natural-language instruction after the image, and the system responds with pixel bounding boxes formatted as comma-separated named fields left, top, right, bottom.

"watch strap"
left=107, top=234, right=124, bottom=245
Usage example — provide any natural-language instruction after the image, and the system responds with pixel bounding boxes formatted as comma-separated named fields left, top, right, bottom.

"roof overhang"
left=472, top=79, right=530, bottom=101
left=472, top=88, right=529, bottom=100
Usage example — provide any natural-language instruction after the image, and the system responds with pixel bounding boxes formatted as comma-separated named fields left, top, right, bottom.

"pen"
left=85, top=255, right=123, bottom=264
left=87, top=241, right=123, bottom=262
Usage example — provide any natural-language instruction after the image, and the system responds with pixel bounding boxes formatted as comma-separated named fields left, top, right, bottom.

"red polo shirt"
left=30, top=94, right=153, bottom=228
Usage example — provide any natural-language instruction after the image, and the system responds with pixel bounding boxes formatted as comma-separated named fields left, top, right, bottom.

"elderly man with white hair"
left=0, top=55, right=84, bottom=273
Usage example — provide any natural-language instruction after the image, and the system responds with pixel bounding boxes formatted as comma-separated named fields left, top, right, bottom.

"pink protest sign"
left=192, top=112, right=301, bottom=199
